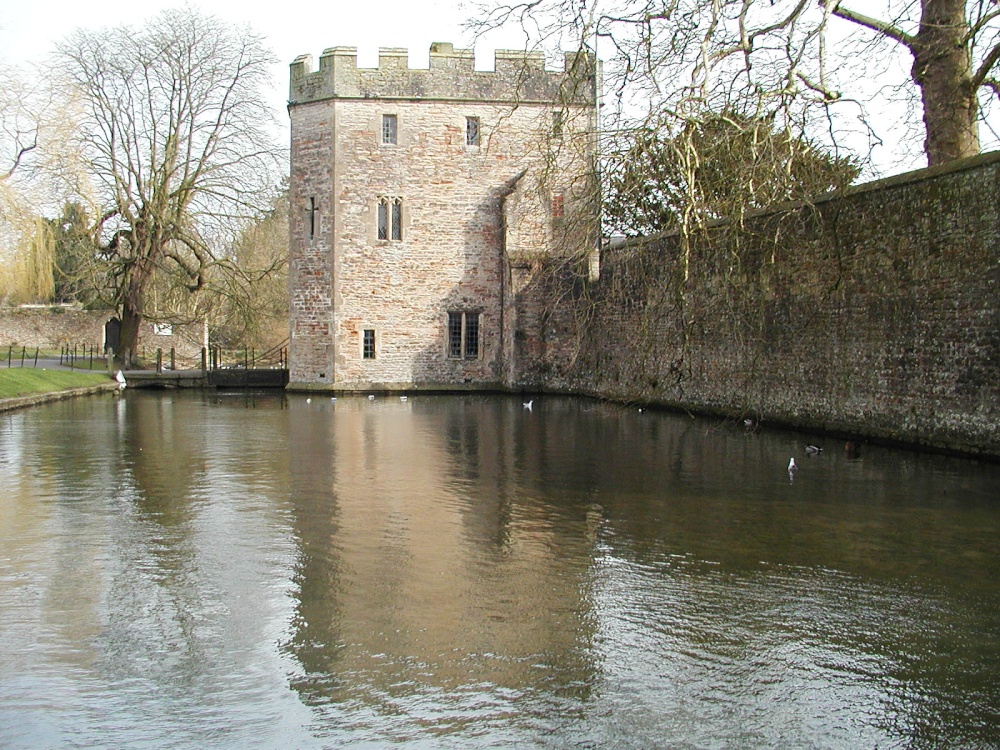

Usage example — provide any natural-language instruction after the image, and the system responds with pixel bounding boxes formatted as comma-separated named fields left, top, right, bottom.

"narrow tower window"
left=552, top=110, right=564, bottom=139
left=377, top=200, right=388, bottom=240
left=466, top=117, right=480, bottom=147
left=363, top=329, right=376, bottom=359
left=308, top=196, right=317, bottom=238
left=382, top=114, right=397, bottom=145
left=391, top=198, right=402, bottom=241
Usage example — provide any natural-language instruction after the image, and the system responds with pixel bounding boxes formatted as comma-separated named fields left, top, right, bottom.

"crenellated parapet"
left=289, top=42, right=598, bottom=106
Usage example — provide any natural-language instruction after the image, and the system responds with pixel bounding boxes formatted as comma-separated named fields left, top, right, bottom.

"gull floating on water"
left=788, top=457, right=797, bottom=474
left=400, top=396, right=407, bottom=402
left=523, top=400, right=533, bottom=410
left=805, top=444, right=822, bottom=455
left=368, top=394, right=375, bottom=400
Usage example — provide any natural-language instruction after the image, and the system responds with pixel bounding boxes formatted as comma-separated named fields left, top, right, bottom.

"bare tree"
left=470, top=1, right=1000, bottom=170
left=0, top=62, right=42, bottom=185
left=826, top=0, right=1000, bottom=165
left=199, top=190, right=289, bottom=351
left=57, top=7, right=282, bottom=360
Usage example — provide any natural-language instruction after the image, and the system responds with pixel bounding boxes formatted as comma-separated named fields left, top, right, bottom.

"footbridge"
left=122, top=367, right=289, bottom=389
left=122, top=343, right=289, bottom=389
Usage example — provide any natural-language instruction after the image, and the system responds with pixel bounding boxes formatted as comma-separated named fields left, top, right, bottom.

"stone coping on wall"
left=0, top=383, right=120, bottom=414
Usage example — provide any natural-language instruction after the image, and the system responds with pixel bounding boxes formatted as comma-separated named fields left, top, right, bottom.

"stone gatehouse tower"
left=287, top=42, right=599, bottom=390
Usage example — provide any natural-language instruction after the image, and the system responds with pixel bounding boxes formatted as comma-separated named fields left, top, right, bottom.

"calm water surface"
left=1, top=391, right=998, bottom=749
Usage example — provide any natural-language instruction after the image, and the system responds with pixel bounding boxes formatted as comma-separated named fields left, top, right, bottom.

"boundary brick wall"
left=0, top=308, right=108, bottom=350
left=542, top=152, right=1000, bottom=458
left=0, top=307, right=205, bottom=362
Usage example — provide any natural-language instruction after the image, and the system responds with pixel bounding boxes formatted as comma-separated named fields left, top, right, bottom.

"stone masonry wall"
left=288, top=97, right=335, bottom=385
left=0, top=307, right=205, bottom=362
left=0, top=307, right=107, bottom=350
left=288, top=43, right=598, bottom=390
left=543, top=152, right=1000, bottom=457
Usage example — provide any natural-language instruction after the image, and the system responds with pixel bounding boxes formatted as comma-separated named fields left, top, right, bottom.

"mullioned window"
left=377, top=197, right=403, bottom=241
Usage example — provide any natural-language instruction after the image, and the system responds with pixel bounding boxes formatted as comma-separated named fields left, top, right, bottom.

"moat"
left=1, top=391, right=999, bottom=748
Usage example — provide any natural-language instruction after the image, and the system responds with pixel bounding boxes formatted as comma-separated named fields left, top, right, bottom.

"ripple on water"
left=2, top=393, right=1000, bottom=748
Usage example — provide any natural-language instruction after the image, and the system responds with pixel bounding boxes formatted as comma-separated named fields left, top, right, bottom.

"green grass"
left=0, top=368, right=112, bottom=399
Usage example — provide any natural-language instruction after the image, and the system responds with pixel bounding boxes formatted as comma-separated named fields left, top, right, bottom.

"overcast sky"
left=0, top=0, right=528, bottom=127
left=6, top=0, right=994, bottom=176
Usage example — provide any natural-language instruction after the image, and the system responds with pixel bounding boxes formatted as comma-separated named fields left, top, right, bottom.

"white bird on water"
left=788, top=457, right=797, bottom=474
left=523, top=400, right=533, bottom=410
left=368, top=394, right=375, bottom=400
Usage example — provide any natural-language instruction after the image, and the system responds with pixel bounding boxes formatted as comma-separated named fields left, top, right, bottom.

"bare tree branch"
left=973, top=40, right=1000, bottom=85
left=824, top=2, right=917, bottom=48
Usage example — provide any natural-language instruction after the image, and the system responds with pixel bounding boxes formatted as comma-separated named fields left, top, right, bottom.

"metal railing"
left=207, top=339, right=289, bottom=371
left=3, top=344, right=106, bottom=369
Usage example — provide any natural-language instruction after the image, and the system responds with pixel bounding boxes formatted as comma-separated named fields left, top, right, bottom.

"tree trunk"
left=912, top=0, right=980, bottom=165
left=118, top=254, right=154, bottom=365
left=119, top=303, right=143, bottom=367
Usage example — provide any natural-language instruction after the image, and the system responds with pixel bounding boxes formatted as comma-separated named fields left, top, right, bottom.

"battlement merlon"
left=288, top=43, right=599, bottom=107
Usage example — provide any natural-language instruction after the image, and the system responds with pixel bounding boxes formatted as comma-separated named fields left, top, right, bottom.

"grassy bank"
left=0, top=369, right=112, bottom=399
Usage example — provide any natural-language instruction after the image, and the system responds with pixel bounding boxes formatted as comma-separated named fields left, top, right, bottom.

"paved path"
left=3, top=356, right=108, bottom=372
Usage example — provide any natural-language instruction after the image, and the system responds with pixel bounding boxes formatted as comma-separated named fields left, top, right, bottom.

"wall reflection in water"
left=284, top=396, right=601, bottom=738
left=1, top=391, right=999, bottom=748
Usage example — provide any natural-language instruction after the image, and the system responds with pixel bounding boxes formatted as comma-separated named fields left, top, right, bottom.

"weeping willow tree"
left=0, top=57, right=85, bottom=306
left=213, top=191, right=289, bottom=350
left=9, top=218, right=56, bottom=303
